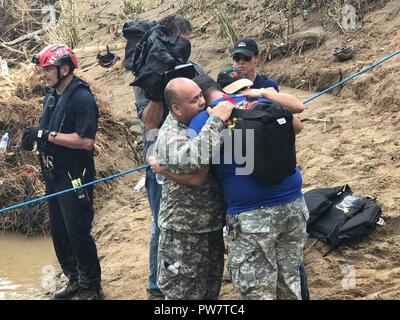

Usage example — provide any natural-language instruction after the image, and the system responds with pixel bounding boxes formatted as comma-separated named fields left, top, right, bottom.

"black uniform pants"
left=46, top=167, right=101, bottom=288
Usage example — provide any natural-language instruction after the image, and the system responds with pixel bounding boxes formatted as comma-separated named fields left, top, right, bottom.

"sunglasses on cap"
left=232, top=54, right=252, bottom=62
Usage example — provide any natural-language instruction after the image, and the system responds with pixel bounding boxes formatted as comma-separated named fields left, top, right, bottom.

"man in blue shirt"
left=190, top=74, right=308, bottom=300
left=231, top=38, right=311, bottom=300
left=217, top=63, right=310, bottom=300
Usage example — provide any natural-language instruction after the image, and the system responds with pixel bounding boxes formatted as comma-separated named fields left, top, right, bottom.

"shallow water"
left=0, top=231, right=56, bottom=300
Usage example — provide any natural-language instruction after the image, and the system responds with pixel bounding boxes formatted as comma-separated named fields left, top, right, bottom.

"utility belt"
left=40, top=151, right=91, bottom=206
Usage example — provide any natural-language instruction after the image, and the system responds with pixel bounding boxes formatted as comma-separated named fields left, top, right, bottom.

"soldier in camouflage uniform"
left=152, top=77, right=234, bottom=300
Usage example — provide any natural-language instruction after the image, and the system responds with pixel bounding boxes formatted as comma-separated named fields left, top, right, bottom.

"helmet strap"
left=52, top=65, right=73, bottom=89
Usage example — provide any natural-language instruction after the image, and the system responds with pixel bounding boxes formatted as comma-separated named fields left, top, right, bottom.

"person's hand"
left=239, top=87, right=277, bottom=99
left=21, top=127, right=50, bottom=151
left=148, top=156, right=163, bottom=174
left=207, top=101, right=234, bottom=122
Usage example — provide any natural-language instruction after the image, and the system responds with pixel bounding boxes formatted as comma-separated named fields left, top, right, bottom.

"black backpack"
left=122, top=19, right=157, bottom=71
left=122, top=19, right=193, bottom=101
left=304, top=185, right=382, bottom=249
left=130, top=29, right=192, bottom=101
left=231, top=100, right=296, bottom=185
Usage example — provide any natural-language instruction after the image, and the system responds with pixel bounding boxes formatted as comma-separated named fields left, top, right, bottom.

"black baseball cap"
left=231, top=38, right=259, bottom=57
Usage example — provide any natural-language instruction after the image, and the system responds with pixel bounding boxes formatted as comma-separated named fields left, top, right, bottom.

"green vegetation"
left=46, top=0, right=81, bottom=48
left=117, top=0, right=152, bottom=20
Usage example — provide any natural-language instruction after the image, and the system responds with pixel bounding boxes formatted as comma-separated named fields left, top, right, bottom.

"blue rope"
left=2, top=50, right=400, bottom=215
left=303, top=50, right=400, bottom=104
left=0, top=164, right=150, bottom=214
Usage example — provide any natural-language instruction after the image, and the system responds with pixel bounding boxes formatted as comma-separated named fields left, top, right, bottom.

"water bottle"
left=0, top=133, right=9, bottom=152
left=133, top=176, right=146, bottom=192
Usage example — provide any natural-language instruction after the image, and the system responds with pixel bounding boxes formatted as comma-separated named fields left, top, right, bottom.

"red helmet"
left=32, top=44, right=78, bottom=69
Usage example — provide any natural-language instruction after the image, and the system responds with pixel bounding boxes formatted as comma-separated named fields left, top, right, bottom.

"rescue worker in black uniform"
left=21, top=44, right=102, bottom=300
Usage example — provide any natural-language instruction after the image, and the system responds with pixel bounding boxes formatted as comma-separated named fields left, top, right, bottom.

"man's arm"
left=156, top=116, right=223, bottom=173
left=135, top=87, right=164, bottom=129
left=142, top=100, right=164, bottom=129
left=48, top=133, right=94, bottom=151
left=149, top=156, right=209, bottom=187
left=239, top=88, right=305, bottom=113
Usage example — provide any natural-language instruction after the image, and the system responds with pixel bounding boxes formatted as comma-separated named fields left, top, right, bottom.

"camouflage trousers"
left=226, top=197, right=309, bottom=300
left=157, top=228, right=224, bottom=300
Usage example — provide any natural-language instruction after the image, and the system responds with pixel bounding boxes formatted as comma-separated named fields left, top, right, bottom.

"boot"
left=54, top=280, right=79, bottom=300
left=72, top=285, right=104, bottom=300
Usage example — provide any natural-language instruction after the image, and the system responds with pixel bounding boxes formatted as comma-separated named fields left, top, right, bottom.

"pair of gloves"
left=21, top=127, right=50, bottom=151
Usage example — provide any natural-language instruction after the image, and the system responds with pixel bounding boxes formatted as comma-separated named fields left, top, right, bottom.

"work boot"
left=147, top=288, right=164, bottom=300
left=54, top=280, right=79, bottom=300
left=72, top=285, right=104, bottom=300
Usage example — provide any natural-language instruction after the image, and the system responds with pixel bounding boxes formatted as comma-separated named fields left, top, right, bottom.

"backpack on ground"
left=231, top=100, right=296, bottom=185
left=304, top=185, right=383, bottom=249
left=122, top=18, right=157, bottom=71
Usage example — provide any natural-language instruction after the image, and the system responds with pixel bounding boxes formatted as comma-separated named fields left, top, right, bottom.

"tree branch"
left=5, top=27, right=49, bottom=46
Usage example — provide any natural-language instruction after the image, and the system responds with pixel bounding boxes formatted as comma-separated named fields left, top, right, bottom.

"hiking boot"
left=72, top=285, right=104, bottom=300
left=147, top=288, right=164, bottom=300
left=54, top=280, right=79, bottom=300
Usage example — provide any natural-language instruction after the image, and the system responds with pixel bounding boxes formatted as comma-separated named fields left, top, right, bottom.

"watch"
left=49, top=131, right=57, bottom=138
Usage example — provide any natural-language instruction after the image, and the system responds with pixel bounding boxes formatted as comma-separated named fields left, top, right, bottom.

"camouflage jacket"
left=154, top=114, right=226, bottom=233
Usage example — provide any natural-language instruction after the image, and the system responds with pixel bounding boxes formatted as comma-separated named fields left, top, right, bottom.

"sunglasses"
left=232, top=54, right=252, bottom=62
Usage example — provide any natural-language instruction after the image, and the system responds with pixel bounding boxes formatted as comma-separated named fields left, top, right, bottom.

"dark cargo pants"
left=47, top=167, right=101, bottom=289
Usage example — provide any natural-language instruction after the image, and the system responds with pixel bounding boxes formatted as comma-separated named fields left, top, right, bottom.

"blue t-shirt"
left=253, top=73, right=279, bottom=92
left=189, top=94, right=303, bottom=214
